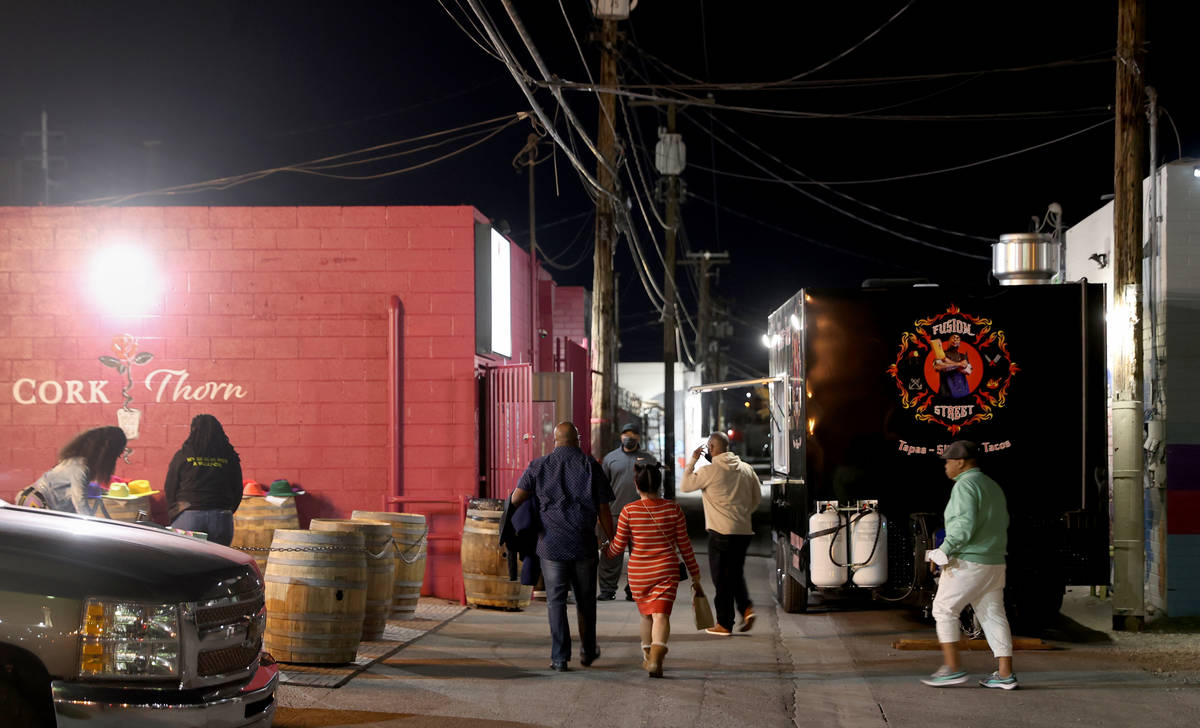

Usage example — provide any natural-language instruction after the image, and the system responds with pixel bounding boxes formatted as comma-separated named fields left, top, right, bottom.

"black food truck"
left=735, top=283, right=1107, bottom=627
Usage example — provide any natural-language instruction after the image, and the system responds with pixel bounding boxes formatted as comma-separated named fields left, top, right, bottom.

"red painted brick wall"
left=0, top=204, right=570, bottom=601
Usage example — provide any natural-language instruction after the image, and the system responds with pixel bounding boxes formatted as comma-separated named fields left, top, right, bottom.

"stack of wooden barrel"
left=229, top=495, right=428, bottom=665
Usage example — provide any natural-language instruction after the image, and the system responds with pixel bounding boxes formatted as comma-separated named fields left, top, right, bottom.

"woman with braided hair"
left=164, top=414, right=243, bottom=545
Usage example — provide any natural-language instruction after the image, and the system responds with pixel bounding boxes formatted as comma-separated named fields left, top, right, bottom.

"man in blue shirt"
left=512, top=422, right=616, bottom=672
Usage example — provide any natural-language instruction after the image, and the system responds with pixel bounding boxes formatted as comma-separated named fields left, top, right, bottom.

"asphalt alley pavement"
left=275, top=551, right=1200, bottom=728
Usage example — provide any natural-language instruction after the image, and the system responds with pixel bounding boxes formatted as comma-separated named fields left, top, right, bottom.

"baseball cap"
left=940, top=440, right=980, bottom=460
left=620, top=422, right=641, bottom=435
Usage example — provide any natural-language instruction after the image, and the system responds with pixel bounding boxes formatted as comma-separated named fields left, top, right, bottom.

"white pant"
left=931, top=559, right=1012, bottom=658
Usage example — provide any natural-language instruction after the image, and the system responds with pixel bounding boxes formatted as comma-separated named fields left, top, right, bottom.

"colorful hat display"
left=242, top=480, right=268, bottom=497
left=104, top=479, right=159, bottom=500
left=268, top=479, right=305, bottom=497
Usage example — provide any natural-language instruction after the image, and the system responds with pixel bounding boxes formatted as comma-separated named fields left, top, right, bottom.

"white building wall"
left=617, top=362, right=700, bottom=484
left=1064, top=159, right=1200, bottom=616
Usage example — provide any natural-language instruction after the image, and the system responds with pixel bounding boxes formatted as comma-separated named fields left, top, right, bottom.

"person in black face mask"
left=598, top=422, right=658, bottom=600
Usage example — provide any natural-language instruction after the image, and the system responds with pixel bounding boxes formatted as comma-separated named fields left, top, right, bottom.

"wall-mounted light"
left=761, top=333, right=771, bottom=348
left=1193, top=165, right=1200, bottom=179
left=87, top=243, right=162, bottom=316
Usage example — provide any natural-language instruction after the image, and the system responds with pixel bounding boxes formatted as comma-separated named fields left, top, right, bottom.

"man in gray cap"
left=920, top=440, right=1017, bottom=690
left=597, top=421, right=658, bottom=600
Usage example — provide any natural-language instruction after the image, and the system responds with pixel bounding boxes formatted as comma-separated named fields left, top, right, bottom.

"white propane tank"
left=850, top=506, right=888, bottom=588
left=809, top=503, right=848, bottom=588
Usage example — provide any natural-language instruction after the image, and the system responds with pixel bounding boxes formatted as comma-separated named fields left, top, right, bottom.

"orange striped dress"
left=605, top=497, right=701, bottom=615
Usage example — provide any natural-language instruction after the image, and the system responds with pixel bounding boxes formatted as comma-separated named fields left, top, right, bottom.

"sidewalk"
left=276, top=555, right=800, bottom=727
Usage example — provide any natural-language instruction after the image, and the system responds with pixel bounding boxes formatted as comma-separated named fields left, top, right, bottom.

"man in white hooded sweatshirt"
left=681, top=431, right=763, bottom=635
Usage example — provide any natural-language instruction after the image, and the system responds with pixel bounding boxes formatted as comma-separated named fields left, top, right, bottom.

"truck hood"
left=0, top=502, right=259, bottom=603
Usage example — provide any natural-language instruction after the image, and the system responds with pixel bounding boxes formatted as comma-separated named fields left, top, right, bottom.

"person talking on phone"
left=680, top=431, right=762, bottom=635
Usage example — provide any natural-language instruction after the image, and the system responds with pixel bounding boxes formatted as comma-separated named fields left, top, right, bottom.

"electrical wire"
left=755, top=0, right=916, bottom=87
left=686, top=117, right=1114, bottom=185
left=75, top=112, right=528, bottom=205
left=698, top=112, right=994, bottom=252
left=437, top=0, right=504, bottom=62
left=1159, top=106, right=1184, bottom=162
left=687, top=191, right=914, bottom=272
left=617, top=47, right=1113, bottom=91
left=537, top=212, right=595, bottom=270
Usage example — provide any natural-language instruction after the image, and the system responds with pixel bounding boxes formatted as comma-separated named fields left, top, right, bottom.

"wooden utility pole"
left=525, top=133, right=540, bottom=366
left=685, top=251, right=730, bottom=433
left=1111, top=0, right=1146, bottom=631
left=661, top=104, right=680, bottom=497
left=590, top=17, right=620, bottom=456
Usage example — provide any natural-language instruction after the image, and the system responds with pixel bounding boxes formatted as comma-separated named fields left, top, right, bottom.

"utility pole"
left=685, top=251, right=730, bottom=433
left=523, top=133, right=540, bottom=366
left=660, top=104, right=680, bottom=497
left=1111, top=0, right=1146, bottom=632
left=589, top=15, right=620, bottom=457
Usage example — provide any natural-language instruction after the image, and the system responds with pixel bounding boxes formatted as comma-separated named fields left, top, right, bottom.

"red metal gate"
left=563, top=340, right=592, bottom=455
left=485, top=363, right=534, bottom=499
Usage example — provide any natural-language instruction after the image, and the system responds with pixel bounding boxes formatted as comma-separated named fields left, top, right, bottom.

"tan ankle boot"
left=647, top=643, right=668, bottom=678
left=641, top=644, right=651, bottom=671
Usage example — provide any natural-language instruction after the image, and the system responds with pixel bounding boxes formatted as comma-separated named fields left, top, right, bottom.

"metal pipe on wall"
left=389, top=296, right=404, bottom=506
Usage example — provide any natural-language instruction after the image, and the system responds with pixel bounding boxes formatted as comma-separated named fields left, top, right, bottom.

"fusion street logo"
left=886, top=304, right=1019, bottom=435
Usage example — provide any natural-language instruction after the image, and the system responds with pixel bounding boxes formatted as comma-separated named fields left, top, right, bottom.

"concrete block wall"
left=0, top=204, right=522, bottom=601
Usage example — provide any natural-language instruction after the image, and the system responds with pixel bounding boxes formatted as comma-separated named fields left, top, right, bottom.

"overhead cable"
left=700, top=112, right=995, bottom=248
left=688, top=117, right=1115, bottom=185
left=75, top=112, right=527, bottom=205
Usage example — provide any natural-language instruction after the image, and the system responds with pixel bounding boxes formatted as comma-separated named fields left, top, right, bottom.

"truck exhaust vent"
left=992, top=233, right=1058, bottom=285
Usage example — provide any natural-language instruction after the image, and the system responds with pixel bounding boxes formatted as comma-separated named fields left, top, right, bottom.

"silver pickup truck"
left=0, top=501, right=277, bottom=727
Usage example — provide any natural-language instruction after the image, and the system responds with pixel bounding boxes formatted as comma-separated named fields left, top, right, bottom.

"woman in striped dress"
left=604, top=463, right=702, bottom=677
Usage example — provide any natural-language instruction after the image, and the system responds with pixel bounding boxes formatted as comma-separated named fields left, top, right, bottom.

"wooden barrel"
left=351, top=511, right=427, bottom=619
left=309, top=519, right=395, bottom=641
left=231, top=496, right=299, bottom=573
left=263, top=529, right=367, bottom=664
left=101, top=496, right=154, bottom=523
left=461, top=498, right=531, bottom=610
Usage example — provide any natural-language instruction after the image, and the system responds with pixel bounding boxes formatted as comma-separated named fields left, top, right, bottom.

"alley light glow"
left=761, top=333, right=771, bottom=348
left=88, top=244, right=163, bottom=316
left=789, top=314, right=802, bottom=331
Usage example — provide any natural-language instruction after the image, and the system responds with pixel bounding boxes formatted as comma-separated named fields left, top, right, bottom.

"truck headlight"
left=79, top=598, right=180, bottom=679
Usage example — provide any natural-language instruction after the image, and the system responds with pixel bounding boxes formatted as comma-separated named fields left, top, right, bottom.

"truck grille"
left=198, top=645, right=261, bottom=677
left=183, top=567, right=266, bottom=688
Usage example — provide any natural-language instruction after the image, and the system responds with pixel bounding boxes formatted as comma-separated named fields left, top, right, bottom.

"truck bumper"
left=50, top=661, right=277, bottom=728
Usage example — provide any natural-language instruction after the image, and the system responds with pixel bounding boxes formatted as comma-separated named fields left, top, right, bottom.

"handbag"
left=642, top=502, right=688, bottom=580
left=692, top=592, right=716, bottom=631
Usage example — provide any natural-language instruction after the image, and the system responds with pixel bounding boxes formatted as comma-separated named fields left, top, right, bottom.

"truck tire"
left=0, top=674, right=43, bottom=728
left=776, top=541, right=808, bottom=613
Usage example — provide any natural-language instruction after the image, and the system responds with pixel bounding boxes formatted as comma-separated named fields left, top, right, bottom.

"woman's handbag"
left=692, top=591, right=716, bottom=630
left=642, top=502, right=689, bottom=580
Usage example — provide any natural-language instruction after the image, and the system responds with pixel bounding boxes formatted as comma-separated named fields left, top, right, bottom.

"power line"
left=619, top=47, right=1113, bottom=91
left=697, top=111, right=995, bottom=250
left=687, top=117, right=1115, bottom=185
left=687, top=191, right=913, bottom=272
left=75, top=112, right=528, bottom=204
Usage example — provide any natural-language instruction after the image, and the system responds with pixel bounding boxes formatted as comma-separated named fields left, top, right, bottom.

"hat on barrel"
left=268, top=479, right=306, bottom=497
left=940, top=440, right=981, bottom=460
left=105, top=479, right=159, bottom=499
left=84, top=482, right=105, bottom=499
left=128, top=479, right=157, bottom=497
left=242, top=479, right=268, bottom=497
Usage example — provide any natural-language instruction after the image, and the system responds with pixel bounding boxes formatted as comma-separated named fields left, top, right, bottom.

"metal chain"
left=393, top=526, right=429, bottom=564
left=240, top=538, right=397, bottom=560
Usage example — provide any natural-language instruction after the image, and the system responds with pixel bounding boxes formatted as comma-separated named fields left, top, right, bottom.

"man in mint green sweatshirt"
left=920, top=440, right=1018, bottom=690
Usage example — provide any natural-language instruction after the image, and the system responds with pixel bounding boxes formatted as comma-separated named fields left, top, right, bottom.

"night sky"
left=2, top=1, right=1195, bottom=370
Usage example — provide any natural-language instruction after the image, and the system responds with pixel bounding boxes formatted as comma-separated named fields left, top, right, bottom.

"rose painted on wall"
left=99, top=334, right=155, bottom=411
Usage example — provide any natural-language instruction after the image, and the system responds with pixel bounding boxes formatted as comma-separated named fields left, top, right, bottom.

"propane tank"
left=809, top=502, right=848, bottom=588
left=850, top=503, right=888, bottom=588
